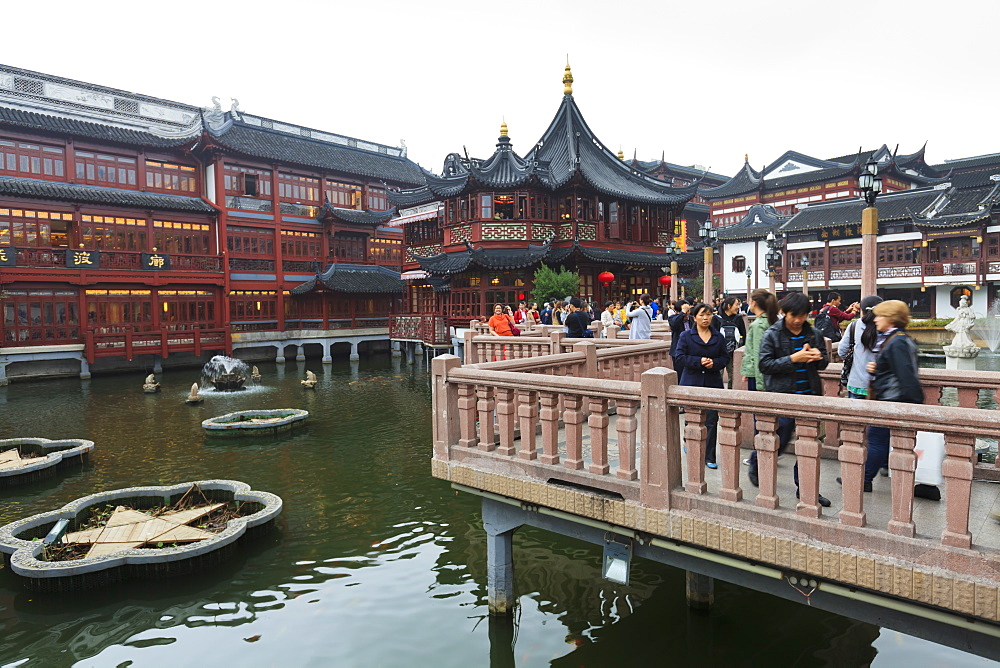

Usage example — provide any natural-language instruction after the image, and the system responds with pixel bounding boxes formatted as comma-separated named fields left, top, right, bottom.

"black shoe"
left=748, top=468, right=759, bottom=488
left=914, top=483, right=941, bottom=501
left=796, top=489, right=832, bottom=508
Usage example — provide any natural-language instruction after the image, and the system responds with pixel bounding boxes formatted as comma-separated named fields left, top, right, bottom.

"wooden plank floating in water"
left=0, top=449, right=47, bottom=469
left=63, top=503, right=226, bottom=558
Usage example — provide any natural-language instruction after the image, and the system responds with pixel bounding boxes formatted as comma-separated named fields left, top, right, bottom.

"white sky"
left=5, top=0, right=997, bottom=179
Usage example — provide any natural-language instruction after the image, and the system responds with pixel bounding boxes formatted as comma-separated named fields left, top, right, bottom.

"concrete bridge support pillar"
left=322, top=341, right=333, bottom=364
left=0, top=362, right=7, bottom=386
left=275, top=344, right=286, bottom=365
left=295, top=345, right=306, bottom=362
left=78, top=358, right=91, bottom=381
left=152, top=355, right=163, bottom=374
left=685, top=571, right=714, bottom=610
left=482, top=498, right=523, bottom=616
left=405, top=342, right=415, bottom=365
left=391, top=340, right=402, bottom=357
left=349, top=340, right=360, bottom=362
left=414, top=342, right=424, bottom=356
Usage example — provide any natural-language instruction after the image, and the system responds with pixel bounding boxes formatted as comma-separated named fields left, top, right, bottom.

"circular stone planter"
left=202, top=409, right=308, bottom=437
left=0, top=438, right=94, bottom=489
left=0, top=480, right=281, bottom=592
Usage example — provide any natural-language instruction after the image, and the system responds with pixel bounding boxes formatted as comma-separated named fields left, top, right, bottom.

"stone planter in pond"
left=0, top=480, right=282, bottom=592
left=202, top=409, right=308, bottom=437
left=0, top=438, right=94, bottom=489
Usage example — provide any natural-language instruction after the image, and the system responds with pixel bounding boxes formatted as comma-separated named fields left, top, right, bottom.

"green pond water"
left=0, top=356, right=990, bottom=666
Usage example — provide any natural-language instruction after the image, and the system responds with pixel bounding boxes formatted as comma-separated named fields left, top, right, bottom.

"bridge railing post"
left=431, top=355, right=462, bottom=460
left=639, top=367, right=680, bottom=509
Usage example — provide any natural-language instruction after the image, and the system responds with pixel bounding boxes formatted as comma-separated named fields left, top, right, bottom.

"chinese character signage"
left=67, top=249, right=99, bottom=268
left=141, top=253, right=171, bottom=270
left=0, top=247, right=14, bottom=266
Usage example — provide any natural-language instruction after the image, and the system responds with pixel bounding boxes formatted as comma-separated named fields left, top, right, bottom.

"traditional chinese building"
left=712, top=147, right=1000, bottom=317
left=0, top=64, right=423, bottom=382
left=389, top=65, right=706, bottom=343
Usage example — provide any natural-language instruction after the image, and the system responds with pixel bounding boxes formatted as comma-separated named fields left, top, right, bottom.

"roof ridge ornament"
left=563, top=59, right=574, bottom=96
left=500, top=121, right=508, bottom=137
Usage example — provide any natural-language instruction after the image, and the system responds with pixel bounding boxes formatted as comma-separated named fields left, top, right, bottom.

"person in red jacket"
left=821, top=292, right=860, bottom=327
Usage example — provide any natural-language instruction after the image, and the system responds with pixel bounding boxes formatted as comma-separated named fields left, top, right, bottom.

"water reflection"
left=0, top=357, right=985, bottom=666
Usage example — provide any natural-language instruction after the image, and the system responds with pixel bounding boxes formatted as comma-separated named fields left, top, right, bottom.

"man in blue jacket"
left=750, top=292, right=832, bottom=507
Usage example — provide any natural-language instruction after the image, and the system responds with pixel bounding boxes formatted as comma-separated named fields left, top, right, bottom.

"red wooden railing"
left=389, top=314, right=450, bottom=345
left=83, top=327, right=230, bottom=363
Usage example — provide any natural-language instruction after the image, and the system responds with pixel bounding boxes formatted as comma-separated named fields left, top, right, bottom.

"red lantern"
left=598, top=271, right=615, bottom=286
left=659, top=275, right=672, bottom=287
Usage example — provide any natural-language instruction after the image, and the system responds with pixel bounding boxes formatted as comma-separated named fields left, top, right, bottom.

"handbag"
left=840, top=320, right=857, bottom=386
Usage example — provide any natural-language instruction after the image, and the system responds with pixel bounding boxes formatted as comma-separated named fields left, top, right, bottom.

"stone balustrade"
left=432, top=349, right=1000, bottom=624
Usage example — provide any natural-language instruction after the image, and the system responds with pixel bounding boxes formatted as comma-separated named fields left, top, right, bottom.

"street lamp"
left=765, top=230, right=784, bottom=294
left=800, top=254, right=810, bottom=297
left=666, top=239, right=680, bottom=302
left=699, top=218, right=718, bottom=304
left=744, top=265, right=753, bottom=300
left=858, top=157, right=882, bottom=298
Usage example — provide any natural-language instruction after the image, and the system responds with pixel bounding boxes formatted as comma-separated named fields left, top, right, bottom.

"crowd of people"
left=482, top=287, right=935, bottom=505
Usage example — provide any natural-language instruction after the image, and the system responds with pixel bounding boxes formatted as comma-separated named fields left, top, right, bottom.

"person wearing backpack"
left=814, top=292, right=859, bottom=342
left=717, top=297, right=747, bottom=389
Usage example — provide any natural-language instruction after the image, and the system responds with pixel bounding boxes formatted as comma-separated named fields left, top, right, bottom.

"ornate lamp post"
left=858, top=157, right=882, bottom=298
left=744, top=265, right=753, bottom=300
left=800, top=254, right=810, bottom=297
left=764, top=230, right=783, bottom=294
left=666, top=239, right=680, bottom=302
left=699, top=219, right=718, bottom=304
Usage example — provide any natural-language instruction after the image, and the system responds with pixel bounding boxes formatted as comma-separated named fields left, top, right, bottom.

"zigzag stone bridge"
left=431, top=330, right=1000, bottom=660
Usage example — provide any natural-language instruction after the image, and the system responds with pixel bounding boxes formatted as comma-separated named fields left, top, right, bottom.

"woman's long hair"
left=750, top=289, right=779, bottom=325
left=859, top=295, right=884, bottom=351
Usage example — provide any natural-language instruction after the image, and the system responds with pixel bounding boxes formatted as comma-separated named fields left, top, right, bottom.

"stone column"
left=482, top=498, right=523, bottom=616
left=391, top=340, right=402, bottom=357
left=275, top=345, right=286, bottom=365
left=703, top=246, right=713, bottom=305
left=295, top=345, right=305, bottom=362
left=861, top=206, right=878, bottom=298
left=322, top=342, right=333, bottom=364
left=349, top=341, right=360, bottom=362
left=78, top=359, right=90, bottom=381
left=686, top=571, right=714, bottom=610
left=669, top=260, right=679, bottom=303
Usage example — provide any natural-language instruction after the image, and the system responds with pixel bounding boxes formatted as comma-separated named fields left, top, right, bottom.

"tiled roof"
left=629, top=157, right=729, bottom=184
left=716, top=204, right=790, bottom=241
left=699, top=162, right=763, bottom=199
left=546, top=240, right=701, bottom=268
left=932, top=153, right=1000, bottom=173
left=318, top=202, right=396, bottom=225
left=470, top=135, right=533, bottom=188
left=289, top=264, right=402, bottom=294
left=416, top=241, right=552, bottom=276
left=0, top=106, right=197, bottom=148
left=0, top=175, right=215, bottom=213
left=780, top=189, right=941, bottom=233
left=210, top=121, right=426, bottom=187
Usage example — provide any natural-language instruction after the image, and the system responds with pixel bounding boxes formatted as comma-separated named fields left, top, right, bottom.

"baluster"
left=941, top=432, right=975, bottom=549
left=887, top=428, right=917, bottom=537
left=516, top=389, right=539, bottom=460
left=837, top=423, right=867, bottom=527
left=793, top=418, right=823, bottom=518
left=955, top=387, right=978, bottom=409
left=612, top=398, right=637, bottom=481
left=588, top=397, right=610, bottom=474
left=538, top=391, right=560, bottom=465
left=717, top=410, right=742, bottom=502
left=753, top=415, right=780, bottom=509
left=563, top=394, right=585, bottom=470
left=924, top=385, right=943, bottom=406
left=476, top=385, right=496, bottom=451
left=684, top=407, right=708, bottom=494
left=495, top=388, right=516, bottom=456
left=457, top=383, right=478, bottom=448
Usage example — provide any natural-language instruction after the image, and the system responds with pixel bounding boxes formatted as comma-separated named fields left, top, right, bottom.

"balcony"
left=12, top=248, right=223, bottom=272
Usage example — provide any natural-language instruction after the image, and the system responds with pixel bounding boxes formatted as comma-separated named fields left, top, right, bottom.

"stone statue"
left=301, top=370, right=318, bottom=389
left=251, top=366, right=262, bottom=383
left=143, top=374, right=161, bottom=393
left=186, top=383, right=203, bottom=405
left=945, top=295, right=978, bottom=350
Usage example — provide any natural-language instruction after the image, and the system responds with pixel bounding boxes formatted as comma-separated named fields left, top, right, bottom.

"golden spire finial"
left=563, top=58, right=574, bottom=95
left=744, top=153, right=749, bottom=162
left=500, top=120, right=508, bottom=137
left=617, top=148, right=624, bottom=160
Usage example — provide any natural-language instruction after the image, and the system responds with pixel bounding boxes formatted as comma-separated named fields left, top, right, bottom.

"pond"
left=0, top=357, right=988, bottom=666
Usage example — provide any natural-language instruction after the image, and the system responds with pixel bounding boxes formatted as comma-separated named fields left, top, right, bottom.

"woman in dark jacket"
left=564, top=297, right=592, bottom=338
left=668, top=300, right=692, bottom=366
left=674, top=303, right=729, bottom=468
left=860, top=300, right=923, bottom=491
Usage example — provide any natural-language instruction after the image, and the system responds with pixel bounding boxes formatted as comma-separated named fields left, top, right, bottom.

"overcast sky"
left=6, top=0, right=997, bottom=179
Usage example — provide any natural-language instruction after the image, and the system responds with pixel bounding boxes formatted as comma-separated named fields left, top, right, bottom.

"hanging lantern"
left=598, top=271, right=615, bottom=286
left=659, top=275, right=672, bottom=287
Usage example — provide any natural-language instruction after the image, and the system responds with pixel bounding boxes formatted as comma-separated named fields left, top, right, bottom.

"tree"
left=531, top=264, right=580, bottom=305
left=686, top=271, right=721, bottom=304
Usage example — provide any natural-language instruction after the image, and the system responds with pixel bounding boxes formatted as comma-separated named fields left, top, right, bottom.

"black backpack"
left=721, top=325, right=740, bottom=353
left=813, top=306, right=842, bottom=342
